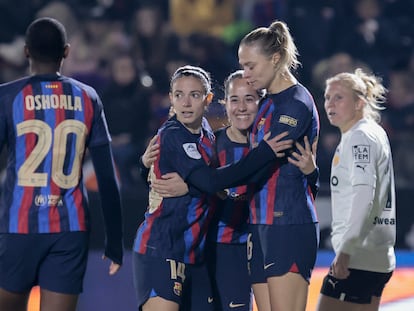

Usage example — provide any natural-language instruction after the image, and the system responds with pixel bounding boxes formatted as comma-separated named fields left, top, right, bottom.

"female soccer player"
left=205, top=70, right=258, bottom=311
left=133, top=65, right=217, bottom=311
left=0, top=17, right=123, bottom=311
left=208, top=71, right=318, bottom=311
left=316, top=69, right=396, bottom=311
left=133, top=65, right=293, bottom=311
left=140, top=69, right=318, bottom=311
left=237, top=20, right=320, bottom=311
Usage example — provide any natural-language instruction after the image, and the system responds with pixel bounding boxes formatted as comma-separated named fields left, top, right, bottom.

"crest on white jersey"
left=183, top=143, right=201, bottom=159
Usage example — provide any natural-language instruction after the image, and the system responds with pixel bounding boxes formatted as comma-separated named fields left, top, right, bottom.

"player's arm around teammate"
left=133, top=65, right=221, bottom=311
left=140, top=70, right=318, bottom=311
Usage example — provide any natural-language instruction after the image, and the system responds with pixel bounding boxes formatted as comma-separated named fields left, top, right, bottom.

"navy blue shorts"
left=132, top=252, right=214, bottom=311
left=248, top=223, right=319, bottom=283
left=320, top=268, right=393, bottom=304
left=0, top=232, right=89, bottom=294
left=206, top=242, right=252, bottom=311
left=247, top=225, right=266, bottom=284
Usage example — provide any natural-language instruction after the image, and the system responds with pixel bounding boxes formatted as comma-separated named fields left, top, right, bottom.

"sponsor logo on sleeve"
left=278, top=115, right=298, bottom=127
left=353, top=145, right=370, bottom=163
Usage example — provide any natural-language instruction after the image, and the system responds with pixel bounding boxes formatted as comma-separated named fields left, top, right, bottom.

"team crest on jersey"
left=257, top=118, right=266, bottom=130
left=353, top=145, right=370, bottom=163
left=183, top=143, right=202, bottom=159
left=332, top=154, right=340, bottom=166
left=173, top=282, right=182, bottom=296
left=278, top=115, right=298, bottom=127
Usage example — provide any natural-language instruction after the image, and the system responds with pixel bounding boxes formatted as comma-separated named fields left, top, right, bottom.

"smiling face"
left=324, top=80, right=364, bottom=133
left=238, top=43, right=277, bottom=92
left=225, top=77, right=259, bottom=133
left=170, top=75, right=210, bottom=133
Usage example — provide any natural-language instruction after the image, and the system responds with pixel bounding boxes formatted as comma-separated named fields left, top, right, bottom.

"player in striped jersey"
left=207, top=71, right=318, bottom=311
left=145, top=21, right=320, bottom=310
left=205, top=71, right=260, bottom=311
left=133, top=65, right=218, bottom=311
left=134, top=65, right=294, bottom=311
left=0, top=18, right=123, bottom=311
left=141, top=70, right=318, bottom=311
left=237, top=20, right=320, bottom=311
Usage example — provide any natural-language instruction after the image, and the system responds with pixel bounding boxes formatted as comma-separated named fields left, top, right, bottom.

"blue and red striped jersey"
left=208, top=128, right=250, bottom=244
left=0, top=74, right=111, bottom=233
left=249, top=84, right=320, bottom=225
left=133, top=116, right=216, bottom=264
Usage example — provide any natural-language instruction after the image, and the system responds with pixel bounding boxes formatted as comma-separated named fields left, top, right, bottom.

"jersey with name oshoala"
left=0, top=74, right=110, bottom=233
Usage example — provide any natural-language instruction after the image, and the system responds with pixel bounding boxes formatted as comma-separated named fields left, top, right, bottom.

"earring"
left=168, top=106, right=175, bottom=117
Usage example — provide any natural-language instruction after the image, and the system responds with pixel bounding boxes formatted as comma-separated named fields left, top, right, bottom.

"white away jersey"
left=330, top=118, right=396, bottom=272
